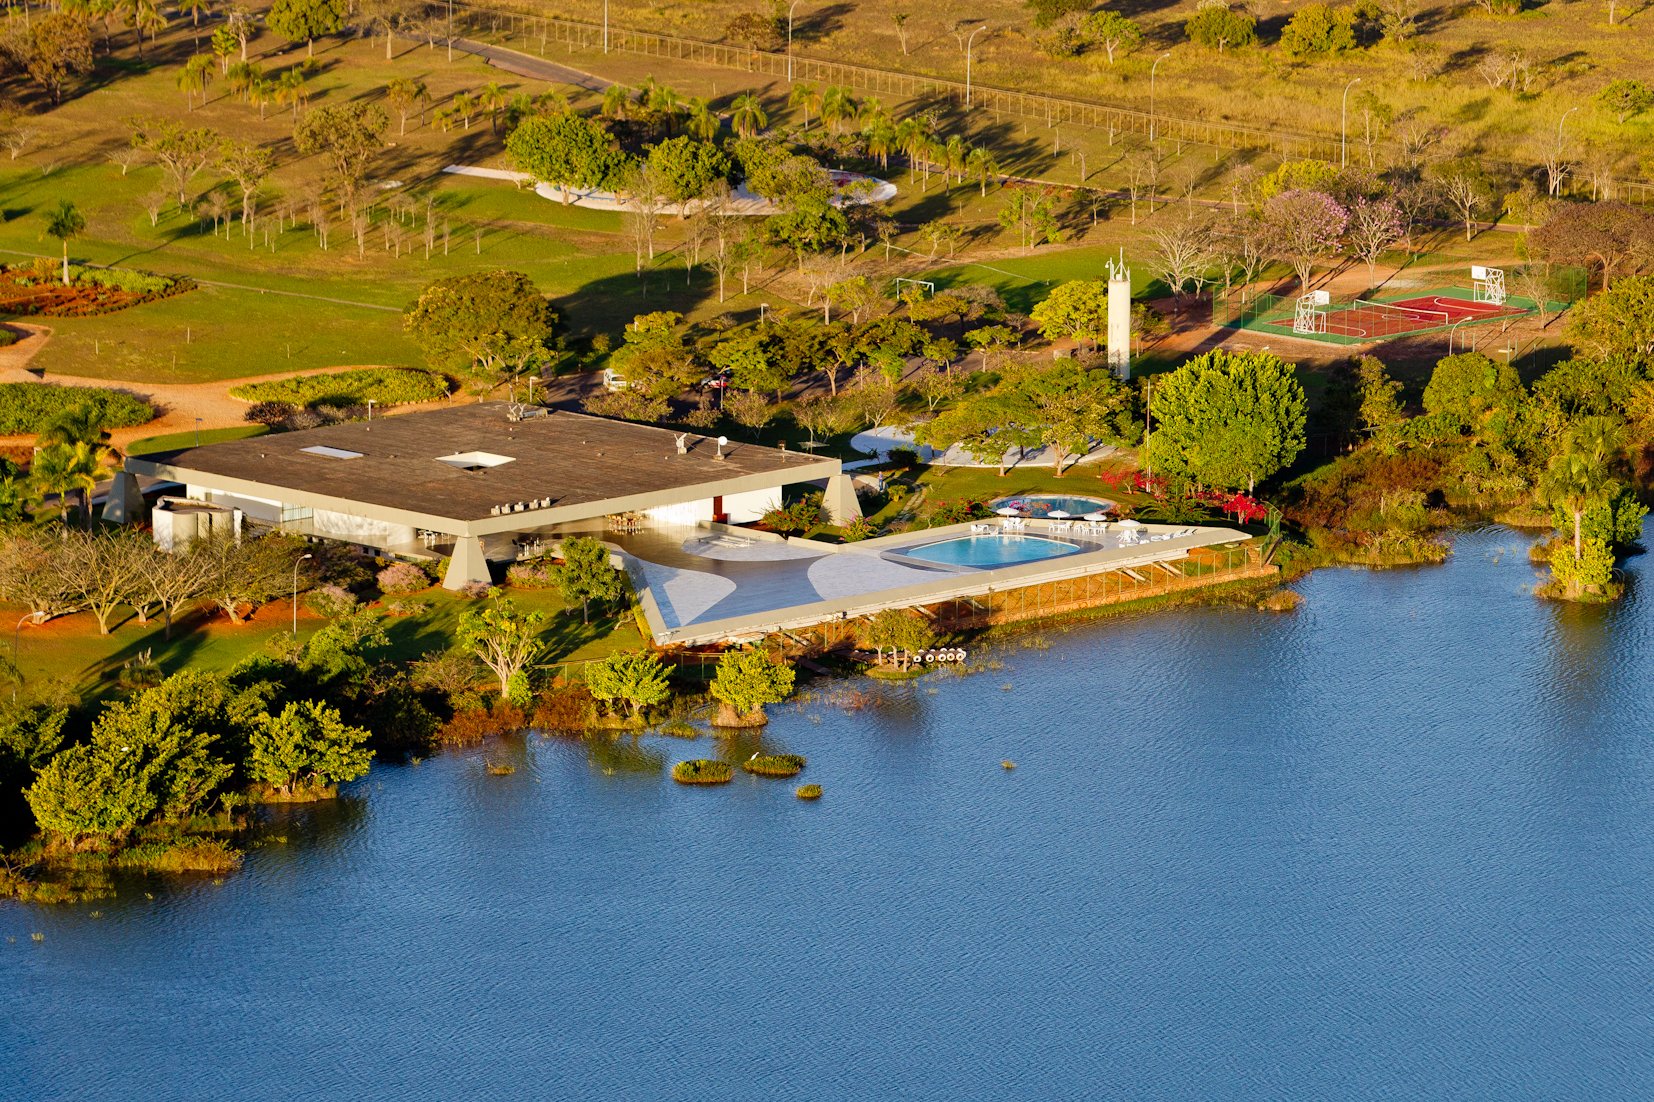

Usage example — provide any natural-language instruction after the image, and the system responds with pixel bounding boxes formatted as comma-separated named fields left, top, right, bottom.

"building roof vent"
left=436, top=450, right=516, bottom=471
left=299, top=445, right=364, bottom=460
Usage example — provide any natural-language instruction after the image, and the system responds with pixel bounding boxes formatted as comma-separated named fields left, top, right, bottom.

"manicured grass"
left=5, top=585, right=642, bottom=699
left=127, top=424, right=269, bottom=455
left=921, top=244, right=1167, bottom=314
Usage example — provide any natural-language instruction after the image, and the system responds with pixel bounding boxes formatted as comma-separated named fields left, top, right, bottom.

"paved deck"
left=609, top=520, right=1249, bottom=645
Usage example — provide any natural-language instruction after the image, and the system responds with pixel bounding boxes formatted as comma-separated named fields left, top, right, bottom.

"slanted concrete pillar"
left=443, top=535, right=492, bottom=589
left=823, top=473, right=863, bottom=525
left=101, top=472, right=144, bottom=525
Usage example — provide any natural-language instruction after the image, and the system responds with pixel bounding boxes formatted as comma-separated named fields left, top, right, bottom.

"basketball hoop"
left=1471, top=265, right=1507, bottom=306
left=1293, top=290, right=1330, bottom=335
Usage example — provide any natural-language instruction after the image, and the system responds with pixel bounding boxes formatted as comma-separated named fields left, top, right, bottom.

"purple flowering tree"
left=1263, top=189, right=1350, bottom=291
left=1346, top=198, right=1405, bottom=288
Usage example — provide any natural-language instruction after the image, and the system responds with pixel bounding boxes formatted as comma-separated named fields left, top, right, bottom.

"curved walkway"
left=445, top=165, right=897, bottom=215
left=850, top=424, right=1120, bottom=469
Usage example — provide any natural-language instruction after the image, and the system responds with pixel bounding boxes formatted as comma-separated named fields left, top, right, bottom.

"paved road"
left=421, top=35, right=614, bottom=91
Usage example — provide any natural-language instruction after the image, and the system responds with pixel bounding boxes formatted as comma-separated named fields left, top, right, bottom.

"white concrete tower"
left=1105, top=252, right=1132, bottom=381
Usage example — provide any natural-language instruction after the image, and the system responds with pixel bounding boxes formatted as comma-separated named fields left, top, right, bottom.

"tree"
left=130, top=119, right=219, bottom=206
left=137, top=539, right=214, bottom=639
left=1012, top=361, right=1132, bottom=476
left=551, top=536, right=622, bottom=623
left=1427, top=159, right=1494, bottom=242
left=709, top=647, right=795, bottom=726
left=266, top=0, right=344, bottom=56
left=59, top=529, right=149, bottom=635
left=216, top=139, right=272, bottom=235
left=998, top=186, right=1062, bottom=250
left=177, top=53, right=214, bottom=111
left=585, top=650, right=670, bottom=719
left=1185, top=2, right=1256, bottom=51
left=1541, top=417, right=1622, bottom=565
left=1031, top=279, right=1110, bottom=348
left=1566, top=276, right=1654, bottom=361
left=1086, top=11, right=1142, bottom=63
left=505, top=114, right=628, bottom=204
left=766, top=194, right=849, bottom=268
left=1355, top=355, right=1406, bottom=442
left=224, top=5, right=258, bottom=61
left=195, top=531, right=304, bottom=623
left=458, top=591, right=548, bottom=704
left=1599, top=79, right=1654, bottom=125
left=249, top=701, right=372, bottom=799
left=609, top=311, right=698, bottom=399
left=1277, top=3, right=1356, bottom=56
left=1345, top=198, right=1404, bottom=286
left=13, top=13, right=95, bottom=105
left=1421, top=352, right=1524, bottom=441
left=27, top=742, right=153, bottom=850
left=41, top=199, right=85, bottom=286
left=862, top=608, right=932, bottom=668
left=30, top=440, right=109, bottom=527
left=724, top=9, right=783, bottom=50
left=1147, top=217, right=1217, bottom=312
left=788, top=82, right=820, bottom=131
left=1262, top=189, right=1348, bottom=290
left=1026, top=0, right=1090, bottom=25
left=729, top=92, right=769, bottom=138
left=1147, top=349, right=1307, bottom=491
left=1528, top=202, right=1654, bottom=291
left=385, top=77, right=429, bottom=136
left=403, top=271, right=559, bottom=390
left=293, top=102, right=388, bottom=213
left=645, top=137, right=730, bottom=204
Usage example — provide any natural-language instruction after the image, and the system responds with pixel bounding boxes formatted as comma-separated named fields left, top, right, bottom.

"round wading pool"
left=993, top=494, right=1115, bottom=518
left=904, top=533, right=1082, bottom=569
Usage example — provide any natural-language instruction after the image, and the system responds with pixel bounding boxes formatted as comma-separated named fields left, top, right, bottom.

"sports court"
left=1215, top=267, right=1567, bottom=347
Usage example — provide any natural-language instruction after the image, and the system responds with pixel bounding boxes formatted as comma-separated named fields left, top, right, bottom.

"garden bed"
left=0, top=263, right=193, bottom=317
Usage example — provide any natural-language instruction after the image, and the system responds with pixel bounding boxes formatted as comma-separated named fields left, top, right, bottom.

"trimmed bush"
left=672, top=759, right=733, bottom=784
left=0, top=383, right=153, bottom=435
left=230, top=367, right=449, bottom=408
left=377, top=562, right=430, bottom=596
left=796, top=784, right=822, bottom=800
left=742, top=753, right=806, bottom=777
left=505, top=559, right=558, bottom=589
left=244, top=400, right=297, bottom=427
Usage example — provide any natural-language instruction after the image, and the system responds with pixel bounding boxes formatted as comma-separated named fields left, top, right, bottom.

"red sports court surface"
left=1265, top=293, right=1529, bottom=340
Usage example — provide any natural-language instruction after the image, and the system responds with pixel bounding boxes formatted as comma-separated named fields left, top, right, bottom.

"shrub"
left=229, top=367, right=449, bottom=408
left=741, top=753, right=806, bottom=777
left=244, top=400, right=297, bottom=427
left=888, top=446, right=921, bottom=469
left=1277, top=3, right=1356, bottom=56
left=305, top=584, right=358, bottom=618
left=376, top=561, right=430, bottom=596
left=795, top=783, right=822, bottom=800
left=457, top=581, right=492, bottom=599
left=841, top=516, right=878, bottom=542
left=0, top=383, right=152, bottom=435
left=672, top=758, right=734, bottom=784
left=530, top=682, right=597, bottom=733
left=1185, top=2, right=1257, bottom=50
left=505, top=559, right=558, bottom=589
left=0, top=328, right=16, bottom=348
left=437, top=700, right=527, bottom=744
left=384, top=599, right=428, bottom=617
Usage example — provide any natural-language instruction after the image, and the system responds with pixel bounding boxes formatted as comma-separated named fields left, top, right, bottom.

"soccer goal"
left=1293, top=290, right=1330, bottom=335
left=1471, top=265, right=1507, bottom=306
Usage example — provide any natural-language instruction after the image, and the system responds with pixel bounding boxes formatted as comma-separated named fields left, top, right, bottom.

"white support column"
left=823, top=474, right=863, bottom=525
left=443, top=535, right=492, bottom=589
left=101, top=472, right=145, bottom=525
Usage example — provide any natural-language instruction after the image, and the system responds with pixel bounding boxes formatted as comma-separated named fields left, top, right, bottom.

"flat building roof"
left=127, top=403, right=834, bottom=526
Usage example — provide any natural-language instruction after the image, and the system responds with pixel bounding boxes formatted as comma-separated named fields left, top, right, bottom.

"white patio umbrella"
left=1046, top=509, right=1072, bottom=519
left=1117, top=518, right=1143, bottom=529
left=995, top=506, right=1023, bottom=516
left=1082, top=511, right=1110, bottom=521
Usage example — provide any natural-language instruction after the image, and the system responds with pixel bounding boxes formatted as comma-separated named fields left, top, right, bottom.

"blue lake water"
left=5, top=525, right=1654, bottom=1100
left=906, top=532, right=1082, bottom=568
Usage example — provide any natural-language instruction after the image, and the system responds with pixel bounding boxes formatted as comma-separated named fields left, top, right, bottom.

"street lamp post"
left=787, top=1, right=802, bottom=82
left=603, top=0, right=610, bottom=54
left=292, top=553, right=313, bottom=635
left=964, top=24, right=987, bottom=109
left=1552, top=106, right=1579, bottom=196
left=447, top=0, right=453, bottom=62
left=367, top=399, right=375, bottom=422
left=759, top=302, right=769, bottom=323
left=1448, top=318, right=1469, bottom=355
left=194, top=417, right=202, bottom=447
left=1149, top=53, right=1171, bottom=143
left=1340, top=77, right=1361, bottom=168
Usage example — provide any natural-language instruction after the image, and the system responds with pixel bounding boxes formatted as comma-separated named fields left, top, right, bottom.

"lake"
left=5, top=525, right=1653, bottom=1100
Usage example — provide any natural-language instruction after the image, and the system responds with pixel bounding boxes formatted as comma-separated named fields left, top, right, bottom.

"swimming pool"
left=993, top=494, right=1115, bottom=517
left=905, top=533, right=1082, bottom=568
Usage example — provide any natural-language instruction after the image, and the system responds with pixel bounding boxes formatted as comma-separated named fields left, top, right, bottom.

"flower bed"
left=672, top=759, right=733, bottom=785
left=0, top=264, right=193, bottom=317
left=230, top=367, right=450, bottom=408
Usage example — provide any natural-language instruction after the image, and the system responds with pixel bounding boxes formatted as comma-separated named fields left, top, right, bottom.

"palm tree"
left=602, top=83, right=636, bottom=121
left=966, top=146, right=1001, bottom=196
left=248, top=75, right=274, bottom=119
left=857, top=96, right=888, bottom=128
left=42, top=200, right=85, bottom=286
left=40, top=403, right=112, bottom=450
left=820, top=85, right=856, bottom=134
left=177, top=54, right=213, bottom=110
left=452, top=92, right=476, bottom=130
left=1542, top=417, right=1623, bottom=562
left=225, top=60, right=261, bottom=101
left=730, top=93, right=768, bottom=138
left=788, top=82, right=819, bottom=131
left=179, top=0, right=211, bottom=26
left=683, top=97, right=719, bottom=141
left=275, top=68, right=309, bottom=120
left=943, top=135, right=968, bottom=185
left=863, top=119, right=896, bottom=170
left=894, top=116, right=931, bottom=186
left=479, top=80, right=510, bottom=133
left=30, top=441, right=110, bottom=529
left=645, top=81, right=681, bottom=121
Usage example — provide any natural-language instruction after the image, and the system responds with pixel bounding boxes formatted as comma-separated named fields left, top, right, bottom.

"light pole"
left=1448, top=318, right=1468, bottom=355
left=291, top=553, right=312, bottom=635
left=1340, top=77, right=1361, bottom=168
left=964, top=24, right=987, bottom=109
left=367, top=399, right=375, bottom=422
left=1149, top=53, right=1170, bottom=143
left=603, top=0, right=610, bottom=54
left=787, top=0, right=802, bottom=81
left=447, top=0, right=453, bottom=62
left=759, top=302, right=769, bottom=323
left=194, top=417, right=202, bottom=447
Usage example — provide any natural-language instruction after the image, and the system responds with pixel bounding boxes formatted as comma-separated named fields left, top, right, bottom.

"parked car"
left=696, top=370, right=732, bottom=392
left=602, top=368, right=629, bottom=392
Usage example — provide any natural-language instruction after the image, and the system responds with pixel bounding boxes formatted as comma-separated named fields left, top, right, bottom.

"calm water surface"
left=6, top=526, right=1653, bottom=1101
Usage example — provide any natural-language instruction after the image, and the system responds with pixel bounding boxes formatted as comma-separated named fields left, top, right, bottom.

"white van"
left=602, top=368, right=629, bottom=391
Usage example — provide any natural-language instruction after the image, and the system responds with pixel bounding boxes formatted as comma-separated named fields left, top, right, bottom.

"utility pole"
left=1149, top=53, right=1170, bottom=143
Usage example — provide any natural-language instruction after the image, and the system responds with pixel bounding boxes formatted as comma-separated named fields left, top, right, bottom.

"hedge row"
left=230, top=368, right=450, bottom=408
left=0, top=383, right=154, bottom=435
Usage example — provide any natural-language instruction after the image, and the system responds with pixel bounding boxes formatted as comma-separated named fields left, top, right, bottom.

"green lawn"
left=6, top=585, right=641, bottom=700
left=921, top=244, right=1168, bottom=314
left=127, top=425, right=270, bottom=454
